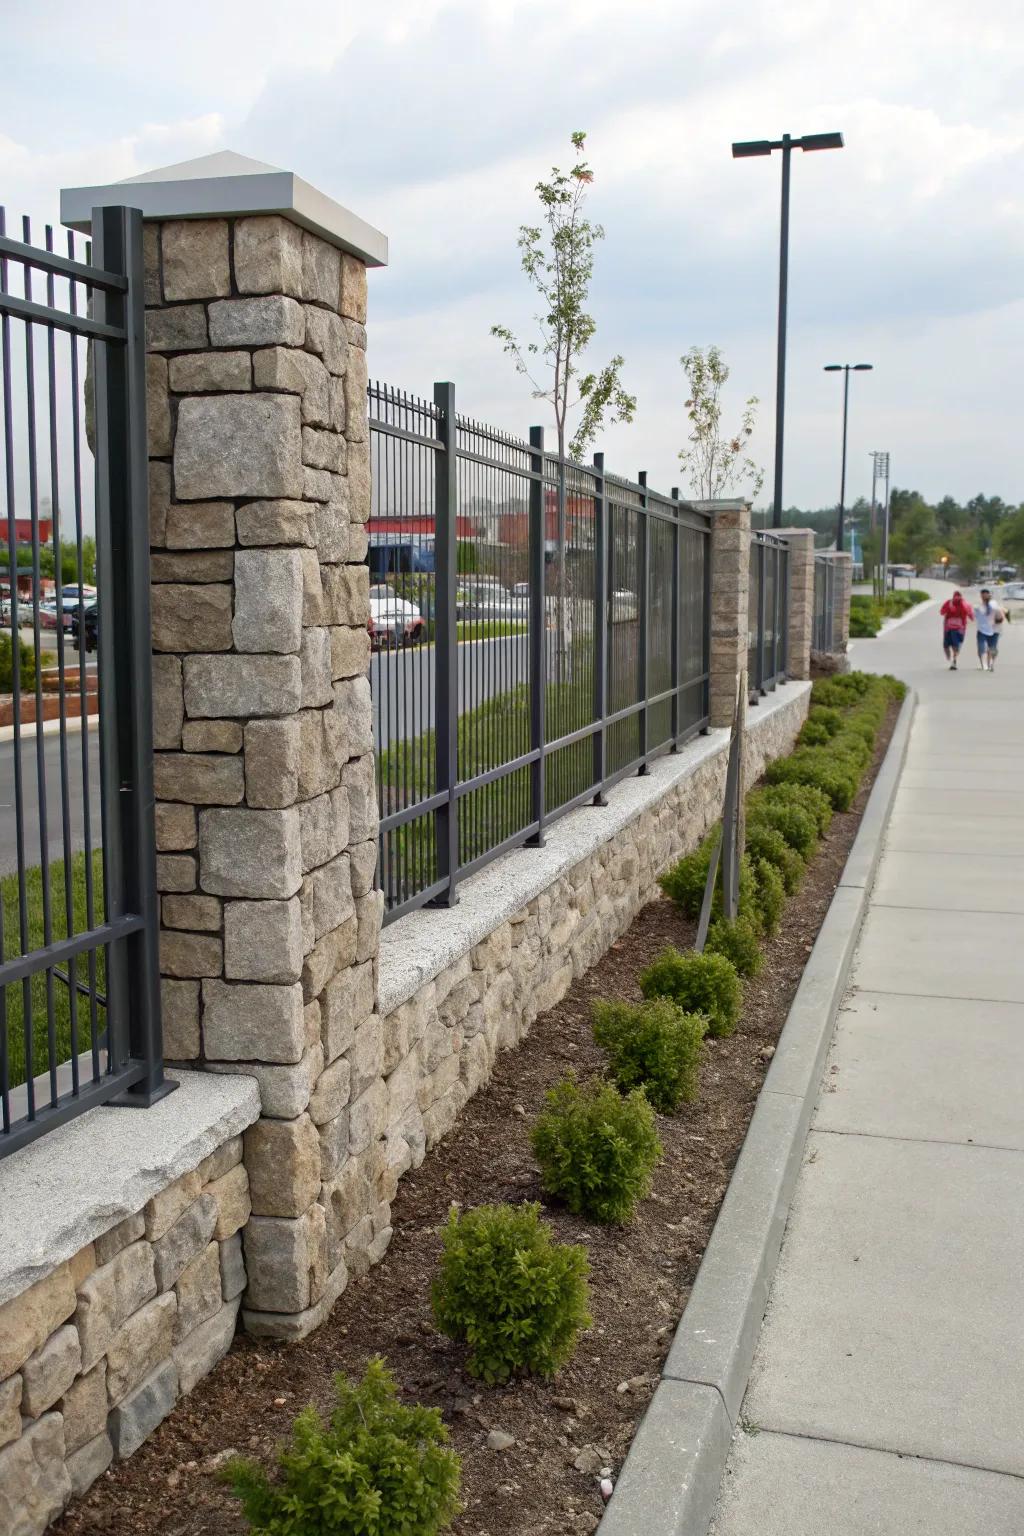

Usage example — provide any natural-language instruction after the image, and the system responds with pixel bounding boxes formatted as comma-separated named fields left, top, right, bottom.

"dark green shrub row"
left=768, top=674, right=904, bottom=809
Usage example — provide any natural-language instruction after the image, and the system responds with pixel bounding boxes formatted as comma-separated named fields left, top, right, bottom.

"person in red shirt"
left=940, top=590, right=973, bottom=670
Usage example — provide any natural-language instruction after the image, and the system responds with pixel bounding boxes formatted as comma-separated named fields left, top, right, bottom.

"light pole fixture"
left=824, top=363, right=872, bottom=552
left=732, top=131, right=844, bottom=527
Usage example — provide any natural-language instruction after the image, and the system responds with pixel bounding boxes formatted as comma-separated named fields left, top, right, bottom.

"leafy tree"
left=950, top=530, right=984, bottom=582
left=492, top=131, right=635, bottom=465
left=888, top=490, right=937, bottom=571
left=678, top=346, right=763, bottom=502
left=995, top=507, right=1024, bottom=568
left=934, top=496, right=966, bottom=540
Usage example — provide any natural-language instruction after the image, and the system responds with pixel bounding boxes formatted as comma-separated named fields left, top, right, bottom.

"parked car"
left=70, top=603, right=98, bottom=654
left=368, top=584, right=424, bottom=648
left=998, top=581, right=1024, bottom=617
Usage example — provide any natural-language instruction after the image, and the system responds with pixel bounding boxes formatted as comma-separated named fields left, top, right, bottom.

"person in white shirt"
left=975, top=588, right=1008, bottom=671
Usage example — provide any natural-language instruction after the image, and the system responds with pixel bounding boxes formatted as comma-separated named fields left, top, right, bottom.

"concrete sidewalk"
left=711, top=584, right=1024, bottom=1534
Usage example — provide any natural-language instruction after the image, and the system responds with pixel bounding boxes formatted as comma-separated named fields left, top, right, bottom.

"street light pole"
left=824, top=363, right=873, bottom=552
left=732, top=130, right=843, bottom=527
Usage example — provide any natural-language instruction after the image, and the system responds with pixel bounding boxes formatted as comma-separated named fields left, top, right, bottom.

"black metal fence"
left=813, top=554, right=841, bottom=652
left=369, top=381, right=711, bottom=922
left=0, top=205, right=168, bottom=1158
left=747, top=530, right=789, bottom=699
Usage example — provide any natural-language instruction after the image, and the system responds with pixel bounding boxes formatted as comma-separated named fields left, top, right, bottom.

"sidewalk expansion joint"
left=745, top=1424, right=1024, bottom=1485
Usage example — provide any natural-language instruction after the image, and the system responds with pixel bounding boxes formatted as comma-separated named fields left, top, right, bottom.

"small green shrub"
left=223, top=1357, right=461, bottom=1535
left=798, top=717, right=833, bottom=747
left=432, top=1203, right=590, bottom=1381
left=808, top=705, right=843, bottom=737
left=640, top=947, right=742, bottom=1038
left=705, top=915, right=762, bottom=978
left=747, top=792, right=818, bottom=859
left=660, top=833, right=759, bottom=931
left=765, top=748, right=859, bottom=811
left=531, top=1078, right=662, bottom=1224
left=745, top=822, right=804, bottom=894
left=0, top=632, right=36, bottom=694
left=751, top=856, right=786, bottom=935
left=593, top=997, right=707, bottom=1112
left=758, top=781, right=833, bottom=836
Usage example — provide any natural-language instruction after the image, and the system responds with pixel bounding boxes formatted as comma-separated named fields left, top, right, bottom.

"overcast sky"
left=4, top=0, right=1022, bottom=509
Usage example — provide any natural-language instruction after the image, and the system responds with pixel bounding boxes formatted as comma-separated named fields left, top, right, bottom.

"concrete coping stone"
left=0, top=1069, right=259, bottom=1307
left=598, top=689, right=916, bottom=1536
left=377, top=682, right=811, bottom=1018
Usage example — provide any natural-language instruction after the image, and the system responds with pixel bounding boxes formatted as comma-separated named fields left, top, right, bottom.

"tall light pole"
left=732, top=131, right=844, bottom=527
left=869, top=450, right=887, bottom=594
left=824, top=363, right=873, bottom=552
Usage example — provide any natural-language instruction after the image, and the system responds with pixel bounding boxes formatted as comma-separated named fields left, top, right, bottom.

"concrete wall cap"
left=61, top=150, right=388, bottom=268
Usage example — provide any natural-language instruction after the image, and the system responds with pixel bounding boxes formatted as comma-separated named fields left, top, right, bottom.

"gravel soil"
left=57, top=699, right=898, bottom=1536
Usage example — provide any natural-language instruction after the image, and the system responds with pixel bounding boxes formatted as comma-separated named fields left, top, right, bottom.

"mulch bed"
left=59, top=699, right=899, bottom=1536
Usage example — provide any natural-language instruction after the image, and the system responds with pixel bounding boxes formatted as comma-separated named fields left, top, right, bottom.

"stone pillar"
left=834, top=551, right=853, bottom=648
left=698, top=500, right=751, bottom=729
left=69, top=157, right=389, bottom=1340
left=775, top=528, right=814, bottom=679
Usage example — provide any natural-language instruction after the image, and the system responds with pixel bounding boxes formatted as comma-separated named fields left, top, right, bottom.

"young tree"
left=994, top=506, right=1024, bottom=568
left=678, top=347, right=763, bottom=502
left=491, top=131, right=635, bottom=465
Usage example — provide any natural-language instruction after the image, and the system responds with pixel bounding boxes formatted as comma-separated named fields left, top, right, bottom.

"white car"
left=996, top=581, right=1024, bottom=617
left=368, top=584, right=424, bottom=648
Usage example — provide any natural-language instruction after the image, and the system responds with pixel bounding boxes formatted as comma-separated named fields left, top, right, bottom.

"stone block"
left=76, top=1241, right=157, bottom=1372
left=174, top=1242, right=222, bottom=1341
left=151, top=549, right=235, bottom=584
left=162, top=893, right=222, bottom=933
left=322, top=563, right=368, bottom=626
left=344, top=345, right=369, bottom=443
left=303, top=465, right=345, bottom=503
left=304, top=305, right=347, bottom=374
left=329, top=374, right=347, bottom=432
left=175, top=395, right=302, bottom=501
left=243, top=1207, right=326, bottom=1313
left=147, top=353, right=171, bottom=456
left=322, top=960, right=374, bottom=1063
left=197, top=1136, right=243, bottom=1185
left=243, top=716, right=300, bottom=808
left=302, top=919, right=357, bottom=1002
left=0, top=1413, right=69, bottom=1535
left=310, top=854, right=354, bottom=941
left=234, top=215, right=303, bottom=297
left=312, top=498, right=349, bottom=563
left=297, top=708, right=343, bottom=800
left=154, top=751, right=244, bottom=806
left=20, top=1324, right=80, bottom=1419
left=145, top=1172, right=203, bottom=1242
left=331, top=625, right=371, bottom=681
left=67, top=1431, right=113, bottom=1498
left=206, top=1162, right=251, bottom=1241
left=182, top=719, right=243, bottom=754
left=236, top=498, right=316, bottom=547
left=299, top=790, right=345, bottom=871
left=161, top=978, right=200, bottom=1059
left=253, top=345, right=331, bottom=427
left=174, top=1296, right=239, bottom=1395
left=233, top=548, right=304, bottom=654
left=339, top=253, right=367, bottom=323
left=159, top=930, right=223, bottom=979
left=300, top=547, right=327, bottom=624
left=302, top=230, right=341, bottom=307
left=108, top=1359, right=178, bottom=1460
left=60, top=1359, right=107, bottom=1455
left=164, top=499, right=235, bottom=550
left=300, top=628, right=334, bottom=708
left=162, top=219, right=230, bottom=300
left=68, top=1244, right=96, bottom=1291
left=168, top=350, right=252, bottom=393
left=0, top=1264, right=76, bottom=1380
left=355, top=890, right=383, bottom=963
left=308, top=1054, right=352, bottom=1126
left=343, top=754, right=377, bottom=843
left=208, top=295, right=305, bottom=348
left=143, top=221, right=161, bottom=304
left=152, top=654, right=184, bottom=749
left=301, top=425, right=346, bottom=472
left=106, top=1291, right=176, bottom=1405
left=151, top=583, right=233, bottom=653
left=152, top=1193, right=218, bottom=1291
left=318, top=1109, right=349, bottom=1181
left=199, top=806, right=302, bottom=898
left=149, top=458, right=170, bottom=548
left=202, top=978, right=305, bottom=1064
left=348, top=436, right=371, bottom=523
left=245, top=1114, right=321, bottom=1218
left=242, top=1251, right=346, bottom=1341
left=343, top=319, right=368, bottom=350
left=146, top=305, right=207, bottom=352
left=321, top=1156, right=371, bottom=1249
left=184, top=653, right=301, bottom=719
left=334, top=674, right=373, bottom=758
left=219, top=1232, right=247, bottom=1302
left=348, top=1078, right=388, bottom=1156
left=0, top=1374, right=20, bottom=1450
left=349, top=839, right=378, bottom=898
left=224, top=897, right=303, bottom=984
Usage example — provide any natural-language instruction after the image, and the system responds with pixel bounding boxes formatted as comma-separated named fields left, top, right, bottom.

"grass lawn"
left=3, top=849, right=106, bottom=1089
left=456, top=620, right=528, bottom=642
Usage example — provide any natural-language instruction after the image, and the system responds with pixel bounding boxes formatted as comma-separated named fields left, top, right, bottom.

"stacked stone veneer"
left=144, top=213, right=386, bottom=1339
left=0, top=1142, right=250, bottom=1531
left=776, top=527, right=815, bottom=680
left=376, top=689, right=809, bottom=1183
left=704, top=500, right=751, bottom=728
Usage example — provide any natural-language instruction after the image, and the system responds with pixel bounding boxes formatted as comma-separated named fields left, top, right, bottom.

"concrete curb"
left=598, top=689, right=917, bottom=1536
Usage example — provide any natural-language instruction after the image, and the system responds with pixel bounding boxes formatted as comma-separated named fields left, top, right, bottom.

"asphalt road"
left=0, top=728, right=102, bottom=876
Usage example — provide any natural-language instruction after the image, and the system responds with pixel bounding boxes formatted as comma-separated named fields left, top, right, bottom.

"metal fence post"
left=637, top=471, right=650, bottom=774
left=671, top=487, right=681, bottom=749
left=756, top=537, right=766, bottom=697
left=92, top=205, right=171, bottom=1106
left=527, top=426, right=546, bottom=844
left=592, top=452, right=608, bottom=802
left=431, top=381, right=460, bottom=902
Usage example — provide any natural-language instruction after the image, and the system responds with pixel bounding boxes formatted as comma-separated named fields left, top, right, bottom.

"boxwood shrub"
left=593, top=997, right=707, bottom=1112
left=705, top=915, right=762, bottom=978
left=745, top=822, right=804, bottom=894
left=531, top=1077, right=662, bottom=1224
left=640, top=947, right=742, bottom=1038
left=751, top=856, right=786, bottom=935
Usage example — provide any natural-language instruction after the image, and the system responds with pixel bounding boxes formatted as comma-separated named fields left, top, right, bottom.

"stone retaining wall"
left=0, top=1138, right=249, bottom=1534
left=375, top=688, right=809, bottom=1193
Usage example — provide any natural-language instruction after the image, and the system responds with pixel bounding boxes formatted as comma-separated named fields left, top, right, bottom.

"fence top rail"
left=0, top=222, right=128, bottom=296
left=754, top=529, right=787, bottom=549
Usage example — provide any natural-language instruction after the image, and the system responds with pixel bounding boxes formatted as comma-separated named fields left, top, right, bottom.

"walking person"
left=939, top=589, right=973, bottom=670
left=975, top=587, right=1008, bottom=671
